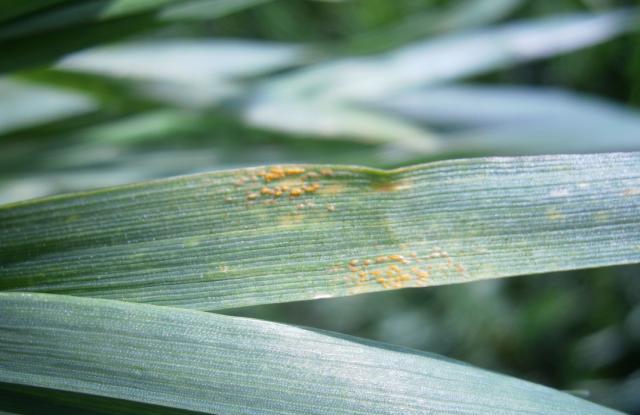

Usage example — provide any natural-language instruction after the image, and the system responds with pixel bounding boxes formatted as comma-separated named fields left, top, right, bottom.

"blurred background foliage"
left=1, top=0, right=640, bottom=413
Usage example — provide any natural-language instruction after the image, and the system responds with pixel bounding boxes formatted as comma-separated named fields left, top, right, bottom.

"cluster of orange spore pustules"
left=240, top=166, right=329, bottom=202
left=344, top=248, right=466, bottom=290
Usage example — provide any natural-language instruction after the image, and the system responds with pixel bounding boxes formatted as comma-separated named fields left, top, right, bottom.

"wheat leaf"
left=1, top=153, right=639, bottom=310
left=0, top=292, right=623, bottom=414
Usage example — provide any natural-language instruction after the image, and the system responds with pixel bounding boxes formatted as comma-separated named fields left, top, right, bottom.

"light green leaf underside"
left=2, top=153, right=640, bottom=310
left=0, top=292, right=622, bottom=415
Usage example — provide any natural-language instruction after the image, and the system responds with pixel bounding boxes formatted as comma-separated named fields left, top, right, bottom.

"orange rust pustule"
left=372, top=180, right=411, bottom=192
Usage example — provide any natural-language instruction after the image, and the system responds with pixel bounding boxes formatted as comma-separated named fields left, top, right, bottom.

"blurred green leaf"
left=0, top=292, right=623, bottom=414
left=380, top=85, right=640, bottom=157
left=55, top=38, right=306, bottom=107
left=241, top=98, right=440, bottom=150
left=0, top=0, right=274, bottom=73
left=0, top=0, right=272, bottom=40
left=261, top=9, right=639, bottom=102
left=0, top=0, right=68, bottom=22
left=1, top=153, right=639, bottom=310
left=343, top=0, right=525, bottom=54
left=0, top=14, right=160, bottom=73
left=0, top=78, right=97, bottom=135
left=382, top=84, right=640, bottom=128
left=159, top=0, right=271, bottom=21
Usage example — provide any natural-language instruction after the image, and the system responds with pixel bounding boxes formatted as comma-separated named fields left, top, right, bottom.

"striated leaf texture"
left=0, top=292, right=623, bottom=415
left=1, top=153, right=640, bottom=310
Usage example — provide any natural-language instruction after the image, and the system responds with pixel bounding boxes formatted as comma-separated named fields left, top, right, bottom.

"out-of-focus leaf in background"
left=256, top=9, right=640, bottom=102
left=380, top=84, right=640, bottom=158
left=0, top=78, right=97, bottom=135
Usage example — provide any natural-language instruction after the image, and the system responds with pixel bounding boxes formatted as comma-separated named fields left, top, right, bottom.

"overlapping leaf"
left=0, top=292, right=623, bottom=414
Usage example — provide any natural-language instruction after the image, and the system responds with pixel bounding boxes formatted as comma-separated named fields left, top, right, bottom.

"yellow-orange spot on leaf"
left=389, top=254, right=408, bottom=264
left=321, top=183, right=346, bottom=195
left=261, top=187, right=274, bottom=195
left=290, top=188, right=304, bottom=197
left=284, top=167, right=305, bottom=175
left=372, top=180, right=412, bottom=193
left=546, top=208, right=564, bottom=221
left=263, top=166, right=286, bottom=182
left=320, top=168, right=334, bottom=176
left=375, top=256, right=388, bottom=263
left=363, top=259, right=371, bottom=266
left=370, top=270, right=382, bottom=277
left=303, top=183, right=321, bottom=193
left=455, top=264, right=466, bottom=274
left=279, top=212, right=304, bottom=226
left=412, top=267, right=429, bottom=280
left=246, top=192, right=258, bottom=201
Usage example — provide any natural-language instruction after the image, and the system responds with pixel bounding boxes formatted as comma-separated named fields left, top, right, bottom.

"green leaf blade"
left=0, top=292, right=623, bottom=414
left=1, top=153, right=640, bottom=310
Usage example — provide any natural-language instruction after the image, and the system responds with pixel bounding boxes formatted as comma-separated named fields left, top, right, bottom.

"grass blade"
left=57, top=39, right=305, bottom=86
left=0, top=292, right=623, bottom=414
left=1, top=153, right=639, bottom=310
left=0, top=0, right=273, bottom=73
left=0, top=78, right=97, bottom=135
left=382, top=84, right=640, bottom=128
left=379, top=85, right=640, bottom=157
left=262, top=9, right=639, bottom=102
left=343, top=0, right=524, bottom=54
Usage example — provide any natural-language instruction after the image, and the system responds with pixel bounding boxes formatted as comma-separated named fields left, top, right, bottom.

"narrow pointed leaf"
left=0, top=0, right=272, bottom=73
left=0, top=78, right=97, bottom=135
left=343, top=0, right=524, bottom=54
left=57, top=39, right=305, bottom=85
left=379, top=85, right=640, bottom=156
left=262, top=9, right=639, bottom=102
left=0, top=292, right=623, bottom=414
left=1, top=153, right=639, bottom=310
left=382, top=84, right=640, bottom=129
